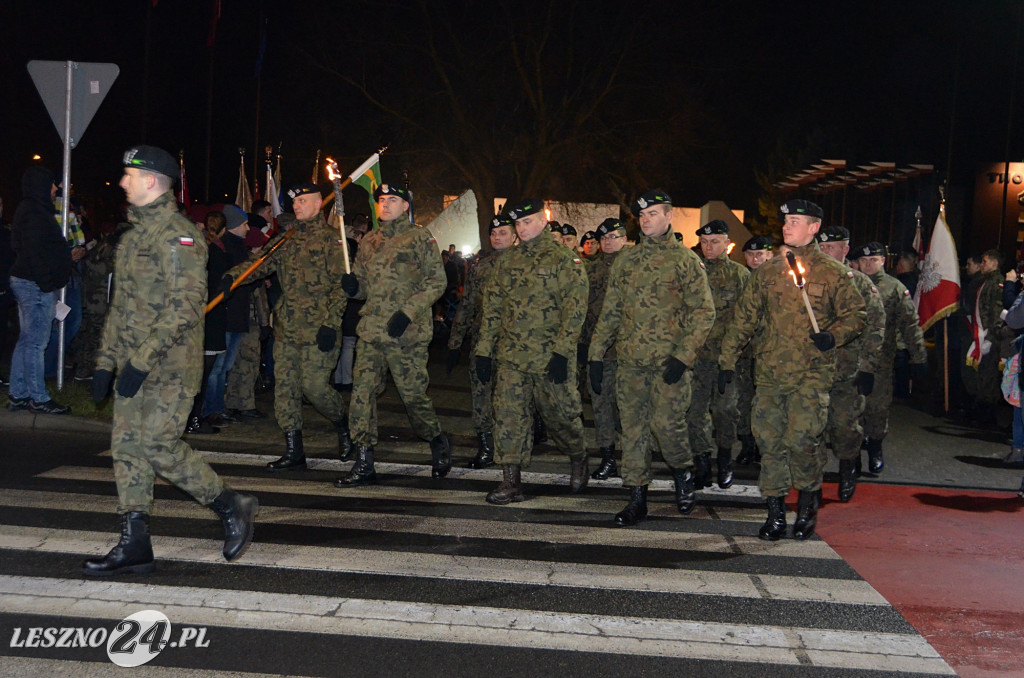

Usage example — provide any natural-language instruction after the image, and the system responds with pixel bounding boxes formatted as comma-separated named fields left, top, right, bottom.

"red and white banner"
left=914, top=207, right=961, bottom=332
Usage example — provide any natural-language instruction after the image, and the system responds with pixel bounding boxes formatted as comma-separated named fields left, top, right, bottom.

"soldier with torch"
left=717, top=200, right=866, bottom=541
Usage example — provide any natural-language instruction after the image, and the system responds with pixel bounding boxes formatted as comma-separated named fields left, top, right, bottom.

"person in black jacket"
left=7, top=166, right=72, bottom=413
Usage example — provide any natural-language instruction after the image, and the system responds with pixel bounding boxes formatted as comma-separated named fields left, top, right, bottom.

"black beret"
left=287, top=182, right=321, bottom=199
left=122, top=145, right=178, bottom=178
left=595, top=218, right=624, bottom=238
left=631, top=189, right=672, bottom=217
left=817, top=225, right=851, bottom=243
left=547, top=220, right=562, bottom=232
left=506, top=199, right=543, bottom=221
left=560, top=224, right=577, bottom=237
left=489, top=213, right=514, bottom=232
left=855, top=241, right=886, bottom=258
left=580, top=231, right=597, bottom=244
left=673, top=232, right=683, bottom=242
left=696, top=219, right=729, bottom=237
left=742, top=235, right=774, bottom=252
left=373, top=183, right=411, bottom=202
left=779, top=199, right=824, bottom=219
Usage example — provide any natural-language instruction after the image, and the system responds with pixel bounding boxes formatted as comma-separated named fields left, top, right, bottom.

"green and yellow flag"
left=350, top=153, right=382, bottom=231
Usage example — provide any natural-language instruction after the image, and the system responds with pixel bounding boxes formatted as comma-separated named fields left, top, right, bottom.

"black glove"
left=115, top=361, right=149, bottom=398
left=91, top=369, right=114, bottom=403
left=387, top=310, right=411, bottom=338
left=341, top=273, right=359, bottom=297
left=717, top=369, right=734, bottom=394
left=588, top=360, right=604, bottom=395
left=446, top=348, right=460, bottom=374
left=217, top=273, right=234, bottom=296
left=910, top=362, right=929, bottom=382
left=662, top=357, right=688, bottom=384
left=475, top=355, right=493, bottom=384
left=810, top=331, right=835, bottom=351
left=259, top=325, right=273, bottom=343
left=854, top=370, right=874, bottom=396
left=316, top=325, right=337, bottom=352
left=546, top=353, right=569, bottom=384
left=577, top=343, right=589, bottom=365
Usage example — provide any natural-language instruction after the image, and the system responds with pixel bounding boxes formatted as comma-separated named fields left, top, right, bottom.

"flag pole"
left=206, top=228, right=298, bottom=314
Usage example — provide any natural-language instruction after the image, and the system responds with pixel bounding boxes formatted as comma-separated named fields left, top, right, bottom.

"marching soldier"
left=582, top=218, right=628, bottom=480
left=85, top=145, right=257, bottom=576
left=447, top=214, right=517, bottom=469
left=589, top=190, right=715, bottom=526
left=735, top=235, right=774, bottom=464
left=337, top=184, right=451, bottom=486
left=475, top=199, right=590, bottom=504
left=719, top=200, right=866, bottom=540
left=817, top=227, right=886, bottom=501
left=688, top=219, right=749, bottom=489
left=854, top=241, right=927, bottom=474
left=223, top=183, right=351, bottom=471
left=560, top=223, right=578, bottom=248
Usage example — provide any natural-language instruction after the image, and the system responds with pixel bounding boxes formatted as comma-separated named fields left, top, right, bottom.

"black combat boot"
left=838, top=459, right=857, bottom=502
left=591, top=446, right=619, bottom=480
left=470, top=432, right=495, bottom=469
left=336, top=416, right=353, bottom=462
left=792, top=489, right=821, bottom=540
left=865, top=437, right=884, bottom=474
left=569, top=456, right=590, bottom=493
left=736, top=434, right=759, bottom=465
left=758, top=496, right=787, bottom=541
left=430, top=433, right=453, bottom=478
left=533, top=411, right=547, bottom=446
left=716, top=447, right=734, bottom=489
left=693, top=453, right=713, bottom=489
left=185, top=415, right=219, bottom=435
left=334, top=445, right=378, bottom=487
left=209, top=489, right=259, bottom=562
left=81, top=512, right=156, bottom=576
left=672, top=467, right=697, bottom=514
left=486, top=464, right=524, bottom=504
left=614, top=486, right=648, bottom=526
left=267, top=430, right=306, bottom=471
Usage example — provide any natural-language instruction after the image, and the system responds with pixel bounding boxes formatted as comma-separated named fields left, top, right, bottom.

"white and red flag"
left=914, top=206, right=961, bottom=332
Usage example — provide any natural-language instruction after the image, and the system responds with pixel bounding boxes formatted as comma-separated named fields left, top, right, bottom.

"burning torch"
left=325, top=157, right=351, bottom=275
left=785, top=251, right=820, bottom=334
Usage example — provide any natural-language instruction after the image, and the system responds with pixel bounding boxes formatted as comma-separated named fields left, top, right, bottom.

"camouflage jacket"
left=590, top=230, right=715, bottom=369
left=81, top=224, right=129, bottom=314
left=228, top=213, right=348, bottom=343
left=448, top=249, right=505, bottom=352
left=349, top=213, right=445, bottom=346
left=838, top=268, right=886, bottom=378
left=719, top=240, right=866, bottom=389
left=698, top=252, right=750, bottom=361
left=869, top=270, right=927, bottom=365
left=95, top=191, right=206, bottom=390
left=961, top=269, right=1006, bottom=347
left=476, top=232, right=588, bottom=373
left=581, top=250, right=621, bottom=359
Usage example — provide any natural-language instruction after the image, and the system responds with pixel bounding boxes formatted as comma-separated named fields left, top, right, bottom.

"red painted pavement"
left=814, top=482, right=1024, bottom=678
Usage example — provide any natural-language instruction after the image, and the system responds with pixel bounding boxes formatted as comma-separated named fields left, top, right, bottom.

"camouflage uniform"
left=227, top=213, right=348, bottom=432
left=476, top=232, right=588, bottom=467
left=720, top=241, right=866, bottom=496
left=582, top=250, right=622, bottom=448
left=590, top=231, right=715, bottom=486
left=348, top=213, right=446, bottom=446
left=824, top=269, right=885, bottom=461
left=71, top=225, right=127, bottom=379
left=225, top=287, right=269, bottom=412
left=94, top=191, right=222, bottom=514
left=687, top=252, right=749, bottom=457
left=863, top=270, right=926, bottom=440
left=449, top=250, right=504, bottom=435
left=960, top=269, right=1005, bottom=407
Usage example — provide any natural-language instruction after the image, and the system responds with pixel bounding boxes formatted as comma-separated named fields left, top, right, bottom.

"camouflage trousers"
left=468, top=352, right=495, bottom=435
left=70, top=305, right=108, bottom=379
left=824, top=376, right=865, bottom=461
left=587, top=359, right=619, bottom=448
left=225, top=325, right=260, bottom=411
left=961, top=351, right=1003, bottom=406
left=687, top=358, right=738, bottom=456
left=617, top=364, right=694, bottom=487
left=752, top=384, right=829, bottom=496
left=274, top=339, right=345, bottom=433
left=493, top=364, right=585, bottom=467
left=112, top=380, right=223, bottom=514
left=350, top=340, right=441, bottom=447
left=862, top=360, right=894, bottom=441
left=735, top=356, right=754, bottom=437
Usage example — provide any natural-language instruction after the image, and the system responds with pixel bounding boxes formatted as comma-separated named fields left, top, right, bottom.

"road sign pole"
left=56, top=61, right=74, bottom=392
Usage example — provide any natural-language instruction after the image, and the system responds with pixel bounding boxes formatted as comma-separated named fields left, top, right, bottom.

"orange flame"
left=544, top=208, right=552, bottom=222
left=726, top=242, right=736, bottom=254
left=787, top=260, right=806, bottom=286
left=326, top=158, right=340, bottom=182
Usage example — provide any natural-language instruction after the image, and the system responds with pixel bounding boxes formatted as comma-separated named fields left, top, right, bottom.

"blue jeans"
left=9, top=277, right=56, bottom=402
left=202, top=332, right=244, bottom=416
left=45, top=275, right=82, bottom=377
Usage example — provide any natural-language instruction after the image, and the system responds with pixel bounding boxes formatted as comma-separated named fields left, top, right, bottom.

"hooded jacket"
left=10, top=166, right=72, bottom=292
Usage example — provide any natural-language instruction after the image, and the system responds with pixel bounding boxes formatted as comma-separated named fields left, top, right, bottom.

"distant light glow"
left=462, top=245, right=473, bottom=256
left=32, top=154, right=41, bottom=160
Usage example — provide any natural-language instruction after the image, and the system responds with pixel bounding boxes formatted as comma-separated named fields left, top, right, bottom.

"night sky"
left=2, top=1, right=1022, bottom=242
